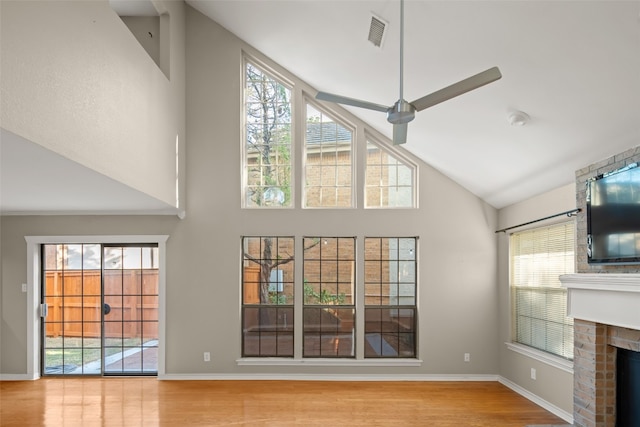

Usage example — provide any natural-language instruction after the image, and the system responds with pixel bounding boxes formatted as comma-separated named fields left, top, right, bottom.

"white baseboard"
left=498, top=376, right=573, bottom=424
left=0, top=373, right=38, bottom=381
left=159, top=373, right=500, bottom=381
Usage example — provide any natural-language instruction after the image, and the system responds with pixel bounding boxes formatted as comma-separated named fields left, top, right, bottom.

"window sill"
left=505, top=342, right=573, bottom=374
left=237, top=358, right=423, bottom=367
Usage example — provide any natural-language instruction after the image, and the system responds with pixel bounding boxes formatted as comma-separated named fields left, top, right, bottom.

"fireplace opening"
left=616, top=348, right=640, bottom=427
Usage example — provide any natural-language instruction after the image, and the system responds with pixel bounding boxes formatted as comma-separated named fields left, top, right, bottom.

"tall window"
left=365, top=139, right=415, bottom=208
left=364, top=237, right=417, bottom=358
left=510, top=221, right=575, bottom=360
left=303, top=237, right=355, bottom=357
left=242, top=237, right=295, bottom=357
left=304, top=103, right=354, bottom=207
left=243, top=61, right=292, bottom=208
left=242, top=57, right=418, bottom=209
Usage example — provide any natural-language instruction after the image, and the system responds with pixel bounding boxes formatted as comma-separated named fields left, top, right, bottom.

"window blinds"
left=510, top=221, right=575, bottom=360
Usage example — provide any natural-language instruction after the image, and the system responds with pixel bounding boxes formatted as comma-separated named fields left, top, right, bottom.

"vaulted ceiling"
left=189, top=0, right=640, bottom=208
left=2, top=1, right=639, bottom=214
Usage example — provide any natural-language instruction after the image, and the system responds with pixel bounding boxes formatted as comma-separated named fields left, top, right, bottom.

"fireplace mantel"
left=561, top=273, right=640, bottom=330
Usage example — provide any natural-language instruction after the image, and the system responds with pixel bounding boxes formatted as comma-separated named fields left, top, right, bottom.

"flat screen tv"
left=587, top=162, right=640, bottom=264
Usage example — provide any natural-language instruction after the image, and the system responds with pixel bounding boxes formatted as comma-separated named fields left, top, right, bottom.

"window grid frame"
left=303, top=100, right=356, bottom=209
left=302, top=237, right=356, bottom=358
left=364, top=138, right=417, bottom=209
left=241, top=236, right=295, bottom=358
left=243, top=56, right=294, bottom=209
left=42, top=243, right=159, bottom=376
left=364, top=237, right=418, bottom=359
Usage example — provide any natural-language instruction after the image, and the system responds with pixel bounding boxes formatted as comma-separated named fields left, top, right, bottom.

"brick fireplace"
left=561, top=274, right=640, bottom=427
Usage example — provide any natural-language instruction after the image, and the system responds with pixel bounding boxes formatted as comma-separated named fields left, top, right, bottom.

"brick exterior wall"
left=248, top=146, right=403, bottom=208
left=305, top=150, right=353, bottom=207
left=243, top=237, right=396, bottom=305
left=572, top=145, right=640, bottom=427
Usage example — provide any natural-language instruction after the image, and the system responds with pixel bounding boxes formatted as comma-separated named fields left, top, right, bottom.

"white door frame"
left=24, top=235, right=169, bottom=379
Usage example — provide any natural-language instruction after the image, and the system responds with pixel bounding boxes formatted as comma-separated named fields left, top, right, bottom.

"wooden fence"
left=45, top=270, right=158, bottom=339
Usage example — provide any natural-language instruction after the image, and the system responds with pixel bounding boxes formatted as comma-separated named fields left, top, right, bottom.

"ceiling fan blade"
left=315, top=91, right=389, bottom=113
left=393, top=123, right=408, bottom=145
left=410, top=66, right=502, bottom=112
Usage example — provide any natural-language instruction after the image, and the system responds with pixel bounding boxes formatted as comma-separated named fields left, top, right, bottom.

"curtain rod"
left=495, top=208, right=581, bottom=234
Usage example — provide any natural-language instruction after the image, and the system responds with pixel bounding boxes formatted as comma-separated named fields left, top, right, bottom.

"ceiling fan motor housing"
left=387, top=99, right=416, bottom=125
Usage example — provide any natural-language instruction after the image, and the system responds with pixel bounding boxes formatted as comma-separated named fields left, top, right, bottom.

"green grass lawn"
left=44, top=336, right=147, bottom=368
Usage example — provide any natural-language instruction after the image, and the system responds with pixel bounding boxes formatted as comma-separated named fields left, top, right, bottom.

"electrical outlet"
left=530, top=368, right=536, bottom=380
left=464, top=353, right=470, bottom=362
left=21, top=283, right=27, bottom=293
left=203, top=352, right=211, bottom=362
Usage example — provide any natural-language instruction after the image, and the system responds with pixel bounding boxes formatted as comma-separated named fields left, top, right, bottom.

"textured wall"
left=0, top=1, right=185, bottom=208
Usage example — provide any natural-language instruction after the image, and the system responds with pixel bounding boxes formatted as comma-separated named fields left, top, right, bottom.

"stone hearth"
left=561, top=274, right=640, bottom=427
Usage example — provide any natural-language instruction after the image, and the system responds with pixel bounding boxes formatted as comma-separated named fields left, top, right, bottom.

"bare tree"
left=244, top=63, right=294, bottom=305
left=245, top=63, right=291, bottom=207
left=244, top=64, right=322, bottom=307
left=243, top=238, right=320, bottom=305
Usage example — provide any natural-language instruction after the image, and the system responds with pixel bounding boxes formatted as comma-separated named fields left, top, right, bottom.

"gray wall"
left=0, top=0, right=185, bottom=209
left=497, top=183, right=576, bottom=416
left=497, top=144, right=640, bottom=417
left=0, top=6, right=499, bottom=378
left=0, top=216, right=179, bottom=374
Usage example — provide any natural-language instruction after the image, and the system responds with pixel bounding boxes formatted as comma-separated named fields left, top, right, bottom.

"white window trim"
left=242, top=54, right=296, bottom=209
left=241, top=49, right=421, bottom=211
left=505, top=342, right=573, bottom=374
left=505, top=224, right=574, bottom=374
left=302, top=95, right=357, bottom=209
left=363, top=133, right=418, bottom=209
left=24, top=235, right=169, bottom=379
left=508, top=220, right=575, bottom=361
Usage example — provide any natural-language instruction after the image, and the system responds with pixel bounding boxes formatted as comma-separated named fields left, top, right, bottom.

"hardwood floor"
left=0, top=378, right=566, bottom=426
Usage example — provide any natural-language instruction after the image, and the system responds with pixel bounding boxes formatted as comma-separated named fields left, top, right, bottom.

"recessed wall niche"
left=109, top=0, right=170, bottom=79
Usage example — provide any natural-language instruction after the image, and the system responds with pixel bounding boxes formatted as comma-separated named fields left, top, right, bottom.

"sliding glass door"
left=103, top=245, right=159, bottom=374
left=42, top=244, right=102, bottom=374
left=42, top=244, right=158, bottom=376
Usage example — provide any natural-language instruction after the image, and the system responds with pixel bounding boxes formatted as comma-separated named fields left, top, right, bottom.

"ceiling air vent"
left=368, top=14, right=388, bottom=48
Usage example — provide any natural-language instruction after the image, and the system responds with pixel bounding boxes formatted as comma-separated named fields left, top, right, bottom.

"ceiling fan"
left=315, top=0, right=502, bottom=145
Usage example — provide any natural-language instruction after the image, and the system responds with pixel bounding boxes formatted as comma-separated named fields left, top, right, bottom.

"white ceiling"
left=1, top=1, right=639, bottom=215
left=189, top=0, right=640, bottom=208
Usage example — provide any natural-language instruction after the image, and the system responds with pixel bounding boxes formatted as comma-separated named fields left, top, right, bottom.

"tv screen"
left=587, top=162, right=640, bottom=264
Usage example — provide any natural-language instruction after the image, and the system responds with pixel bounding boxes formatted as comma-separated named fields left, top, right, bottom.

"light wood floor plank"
left=0, top=378, right=566, bottom=426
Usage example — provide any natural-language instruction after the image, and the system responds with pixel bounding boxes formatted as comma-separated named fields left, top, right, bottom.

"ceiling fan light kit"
left=315, top=0, right=502, bottom=145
